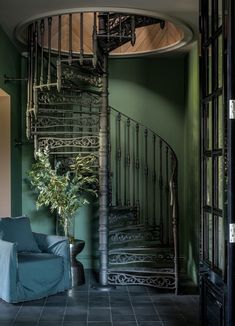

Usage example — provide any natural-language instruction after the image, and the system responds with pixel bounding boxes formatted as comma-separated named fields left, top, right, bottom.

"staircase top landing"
left=16, top=9, right=193, bottom=57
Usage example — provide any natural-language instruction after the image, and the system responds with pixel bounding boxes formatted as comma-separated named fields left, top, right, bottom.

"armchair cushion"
left=0, top=217, right=41, bottom=253
left=18, top=253, right=64, bottom=298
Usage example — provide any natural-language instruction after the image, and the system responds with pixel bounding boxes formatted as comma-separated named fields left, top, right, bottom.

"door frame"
left=226, top=1, right=235, bottom=324
left=199, top=0, right=235, bottom=325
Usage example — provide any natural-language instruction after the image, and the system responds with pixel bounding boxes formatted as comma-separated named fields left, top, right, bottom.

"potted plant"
left=28, top=148, right=98, bottom=241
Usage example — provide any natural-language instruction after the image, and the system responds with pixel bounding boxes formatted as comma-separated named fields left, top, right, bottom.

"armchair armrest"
left=33, top=233, right=72, bottom=289
left=0, top=239, right=18, bottom=302
left=33, top=233, right=68, bottom=252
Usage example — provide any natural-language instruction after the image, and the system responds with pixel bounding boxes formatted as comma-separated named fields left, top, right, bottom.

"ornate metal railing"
left=109, top=107, right=178, bottom=242
left=108, top=107, right=179, bottom=293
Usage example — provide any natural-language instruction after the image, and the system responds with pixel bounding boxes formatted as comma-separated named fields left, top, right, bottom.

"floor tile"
left=133, top=306, right=156, bottom=315
left=64, top=313, right=87, bottom=321
left=13, top=322, right=37, bottom=326
left=113, top=322, right=137, bottom=326
left=136, top=314, right=160, bottom=322
left=158, top=313, right=186, bottom=322
left=0, top=270, right=199, bottom=326
left=87, top=323, right=112, bottom=326
left=88, top=308, right=111, bottom=322
left=0, top=313, right=17, bottom=321
left=38, top=322, right=62, bottom=326
left=138, top=322, right=163, bottom=326
left=112, top=314, right=136, bottom=321
left=111, top=306, right=134, bottom=315
left=63, top=322, right=87, bottom=326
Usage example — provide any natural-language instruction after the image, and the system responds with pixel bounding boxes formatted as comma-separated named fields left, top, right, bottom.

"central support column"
left=99, top=54, right=109, bottom=285
left=94, top=53, right=115, bottom=291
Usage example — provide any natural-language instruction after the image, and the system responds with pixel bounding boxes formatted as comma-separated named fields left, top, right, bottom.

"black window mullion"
left=213, top=0, right=219, bottom=33
left=214, top=215, right=219, bottom=267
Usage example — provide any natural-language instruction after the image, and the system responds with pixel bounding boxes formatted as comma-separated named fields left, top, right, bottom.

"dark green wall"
left=184, top=43, right=200, bottom=284
left=109, top=52, right=200, bottom=284
left=109, top=56, right=187, bottom=267
left=0, top=26, right=22, bottom=216
left=109, top=57, right=185, bottom=163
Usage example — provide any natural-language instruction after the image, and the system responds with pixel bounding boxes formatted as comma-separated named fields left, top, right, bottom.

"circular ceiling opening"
left=16, top=10, right=193, bottom=57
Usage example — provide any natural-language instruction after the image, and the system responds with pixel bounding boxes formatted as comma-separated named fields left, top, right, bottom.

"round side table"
left=70, top=239, right=85, bottom=286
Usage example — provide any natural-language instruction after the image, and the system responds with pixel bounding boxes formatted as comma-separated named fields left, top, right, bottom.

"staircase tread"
left=109, top=224, right=158, bottom=233
left=110, top=206, right=138, bottom=211
left=109, top=247, right=174, bottom=253
left=109, top=242, right=172, bottom=249
left=108, top=267, right=175, bottom=273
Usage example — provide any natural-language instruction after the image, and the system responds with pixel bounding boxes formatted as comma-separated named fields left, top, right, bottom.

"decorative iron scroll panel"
left=108, top=272, right=175, bottom=289
left=32, top=89, right=101, bottom=156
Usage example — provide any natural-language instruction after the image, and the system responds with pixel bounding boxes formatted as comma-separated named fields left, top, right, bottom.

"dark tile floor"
left=0, top=270, right=200, bottom=326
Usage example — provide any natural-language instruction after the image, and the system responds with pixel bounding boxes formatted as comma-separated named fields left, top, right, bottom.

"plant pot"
left=69, top=239, right=85, bottom=286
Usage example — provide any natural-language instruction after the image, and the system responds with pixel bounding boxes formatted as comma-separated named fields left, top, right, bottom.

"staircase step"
left=109, top=247, right=174, bottom=268
left=107, top=268, right=176, bottom=289
left=109, top=224, right=147, bottom=233
left=109, top=206, right=138, bottom=228
left=109, top=225, right=161, bottom=247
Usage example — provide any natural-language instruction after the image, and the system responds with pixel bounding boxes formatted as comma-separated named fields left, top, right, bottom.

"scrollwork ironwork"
left=108, top=272, right=175, bottom=289
left=61, top=66, right=102, bottom=88
left=38, top=136, right=99, bottom=150
left=34, top=115, right=99, bottom=129
left=109, top=252, right=174, bottom=264
left=109, top=214, right=137, bottom=227
left=37, top=90, right=102, bottom=107
left=109, top=229, right=160, bottom=243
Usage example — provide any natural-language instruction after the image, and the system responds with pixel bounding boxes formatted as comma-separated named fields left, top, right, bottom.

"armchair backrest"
left=0, top=216, right=41, bottom=253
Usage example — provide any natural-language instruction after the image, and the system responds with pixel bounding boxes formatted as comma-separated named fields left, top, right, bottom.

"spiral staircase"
left=25, top=12, right=179, bottom=293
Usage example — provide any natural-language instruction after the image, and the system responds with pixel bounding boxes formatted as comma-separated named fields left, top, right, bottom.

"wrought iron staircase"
left=25, top=11, right=179, bottom=293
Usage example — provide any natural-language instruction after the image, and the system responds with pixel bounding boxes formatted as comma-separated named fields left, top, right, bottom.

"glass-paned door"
left=200, top=0, right=226, bottom=324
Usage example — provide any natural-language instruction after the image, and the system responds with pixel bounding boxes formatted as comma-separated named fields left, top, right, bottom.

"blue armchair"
left=0, top=217, right=72, bottom=303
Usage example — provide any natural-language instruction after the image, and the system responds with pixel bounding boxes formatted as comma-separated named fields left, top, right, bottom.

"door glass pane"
left=208, top=46, right=213, bottom=94
left=218, top=0, right=223, bottom=27
left=208, top=0, right=212, bottom=37
left=206, top=157, right=213, bottom=206
left=218, top=34, right=223, bottom=88
left=218, top=95, right=223, bottom=148
left=208, top=213, right=213, bottom=262
left=218, top=216, right=224, bottom=270
left=206, top=102, right=213, bottom=150
left=218, top=156, right=223, bottom=210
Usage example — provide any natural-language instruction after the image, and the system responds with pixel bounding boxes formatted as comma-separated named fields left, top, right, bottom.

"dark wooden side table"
left=70, top=239, right=85, bottom=286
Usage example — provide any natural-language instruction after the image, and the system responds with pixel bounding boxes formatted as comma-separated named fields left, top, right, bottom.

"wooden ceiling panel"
left=41, top=12, right=185, bottom=56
